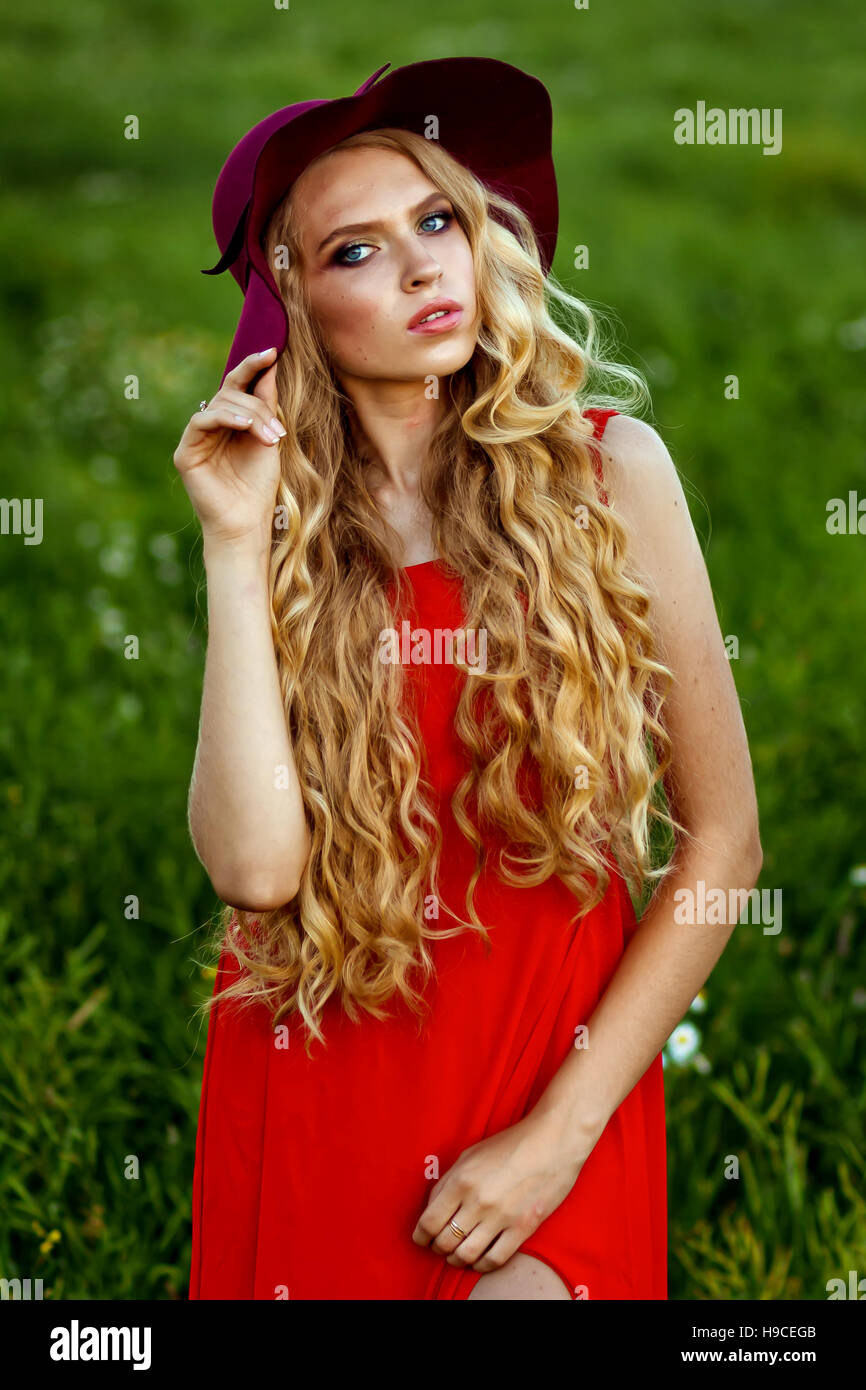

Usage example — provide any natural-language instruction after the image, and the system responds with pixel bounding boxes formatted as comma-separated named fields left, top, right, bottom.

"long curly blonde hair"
left=197, top=126, right=687, bottom=1056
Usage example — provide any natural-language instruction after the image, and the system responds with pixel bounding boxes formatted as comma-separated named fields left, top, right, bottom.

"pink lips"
left=407, top=299, right=463, bottom=334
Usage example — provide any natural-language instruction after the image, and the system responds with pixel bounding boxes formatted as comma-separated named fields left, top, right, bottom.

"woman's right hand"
left=173, top=346, right=287, bottom=547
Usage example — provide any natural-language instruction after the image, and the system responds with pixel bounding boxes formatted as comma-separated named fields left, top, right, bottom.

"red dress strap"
left=582, top=407, right=619, bottom=507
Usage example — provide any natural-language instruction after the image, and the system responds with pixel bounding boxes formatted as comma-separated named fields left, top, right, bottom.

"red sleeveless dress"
left=188, top=408, right=667, bottom=1300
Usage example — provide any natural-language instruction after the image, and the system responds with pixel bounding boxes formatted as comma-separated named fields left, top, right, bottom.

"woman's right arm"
left=174, top=347, right=311, bottom=910
left=189, top=530, right=311, bottom=910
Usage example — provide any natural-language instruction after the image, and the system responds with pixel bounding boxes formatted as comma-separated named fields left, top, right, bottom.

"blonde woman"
left=175, top=59, right=762, bottom=1301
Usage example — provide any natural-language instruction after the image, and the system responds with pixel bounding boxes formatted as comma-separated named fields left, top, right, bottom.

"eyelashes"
left=332, top=210, right=455, bottom=266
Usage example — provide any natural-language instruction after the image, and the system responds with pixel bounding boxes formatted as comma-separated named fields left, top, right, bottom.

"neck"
left=342, top=375, right=449, bottom=496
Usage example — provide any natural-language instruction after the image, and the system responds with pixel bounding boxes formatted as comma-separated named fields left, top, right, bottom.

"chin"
left=407, top=335, right=477, bottom=375
left=341, top=336, right=478, bottom=383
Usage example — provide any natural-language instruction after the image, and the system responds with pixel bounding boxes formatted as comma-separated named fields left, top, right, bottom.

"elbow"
left=685, top=824, right=763, bottom=885
left=210, top=864, right=304, bottom=913
left=752, top=836, right=764, bottom=876
left=742, top=827, right=764, bottom=884
left=730, top=831, right=763, bottom=888
left=189, top=818, right=310, bottom=912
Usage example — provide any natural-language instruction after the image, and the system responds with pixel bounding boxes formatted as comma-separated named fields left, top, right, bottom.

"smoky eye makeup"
left=330, top=207, right=456, bottom=266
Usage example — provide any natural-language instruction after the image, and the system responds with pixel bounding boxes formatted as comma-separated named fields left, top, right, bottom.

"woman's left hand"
left=410, top=1111, right=591, bottom=1273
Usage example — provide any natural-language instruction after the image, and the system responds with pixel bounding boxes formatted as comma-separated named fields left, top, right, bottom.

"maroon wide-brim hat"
left=202, top=57, right=559, bottom=388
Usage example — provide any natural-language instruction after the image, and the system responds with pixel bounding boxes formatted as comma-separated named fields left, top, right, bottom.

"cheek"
left=314, top=286, right=384, bottom=360
left=451, top=242, right=477, bottom=306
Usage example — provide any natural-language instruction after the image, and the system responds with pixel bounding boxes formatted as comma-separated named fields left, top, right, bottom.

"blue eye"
left=419, top=210, right=453, bottom=233
left=333, top=210, right=454, bottom=266
left=337, top=243, right=373, bottom=266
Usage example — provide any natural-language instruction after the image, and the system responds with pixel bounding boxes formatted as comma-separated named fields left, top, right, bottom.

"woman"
left=175, top=59, right=762, bottom=1301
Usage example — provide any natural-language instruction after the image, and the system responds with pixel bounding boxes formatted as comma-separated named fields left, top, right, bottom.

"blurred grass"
left=0, top=0, right=864, bottom=1299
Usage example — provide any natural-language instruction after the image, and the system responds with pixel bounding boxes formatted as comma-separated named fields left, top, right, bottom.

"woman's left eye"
left=419, top=210, right=453, bottom=233
left=333, top=210, right=454, bottom=265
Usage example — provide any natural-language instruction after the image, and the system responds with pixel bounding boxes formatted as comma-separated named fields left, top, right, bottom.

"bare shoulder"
left=594, top=413, right=699, bottom=595
left=598, top=414, right=683, bottom=510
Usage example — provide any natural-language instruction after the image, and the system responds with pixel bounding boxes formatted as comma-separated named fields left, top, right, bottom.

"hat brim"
left=219, top=259, right=290, bottom=389
left=216, top=57, right=558, bottom=387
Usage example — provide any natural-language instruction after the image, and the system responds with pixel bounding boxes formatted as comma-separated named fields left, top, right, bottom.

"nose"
left=400, top=237, right=443, bottom=291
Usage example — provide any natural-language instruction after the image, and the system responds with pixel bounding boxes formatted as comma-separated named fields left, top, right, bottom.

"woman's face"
left=289, top=146, right=479, bottom=387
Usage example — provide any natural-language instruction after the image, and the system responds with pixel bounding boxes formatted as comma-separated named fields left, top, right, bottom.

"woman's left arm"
left=530, top=414, right=763, bottom=1151
left=413, top=417, right=764, bottom=1270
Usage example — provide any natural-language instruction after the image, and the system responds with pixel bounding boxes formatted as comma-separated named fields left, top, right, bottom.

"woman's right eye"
left=333, top=241, right=374, bottom=266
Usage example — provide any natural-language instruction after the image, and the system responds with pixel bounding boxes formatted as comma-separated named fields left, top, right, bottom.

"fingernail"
left=258, top=347, right=275, bottom=357
left=269, top=417, right=286, bottom=437
left=262, top=425, right=277, bottom=442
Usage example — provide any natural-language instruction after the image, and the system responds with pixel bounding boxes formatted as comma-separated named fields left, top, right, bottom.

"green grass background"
left=0, top=0, right=864, bottom=1299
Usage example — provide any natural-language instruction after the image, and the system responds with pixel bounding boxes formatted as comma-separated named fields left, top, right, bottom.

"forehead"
left=290, top=145, right=440, bottom=246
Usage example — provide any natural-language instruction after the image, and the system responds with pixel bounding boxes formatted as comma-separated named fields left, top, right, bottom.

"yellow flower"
left=38, top=1229, right=62, bottom=1254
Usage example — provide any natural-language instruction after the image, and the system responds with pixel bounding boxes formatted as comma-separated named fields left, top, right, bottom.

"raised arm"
left=188, top=533, right=310, bottom=909
left=174, top=348, right=311, bottom=910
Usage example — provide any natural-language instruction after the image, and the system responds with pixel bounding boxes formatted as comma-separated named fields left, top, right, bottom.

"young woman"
left=175, top=59, right=762, bottom=1301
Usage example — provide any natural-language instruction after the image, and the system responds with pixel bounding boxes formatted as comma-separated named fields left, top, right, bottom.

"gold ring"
left=449, top=1219, right=466, bottom=1239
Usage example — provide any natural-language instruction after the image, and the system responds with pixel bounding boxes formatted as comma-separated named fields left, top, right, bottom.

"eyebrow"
left=315, top=193, right=451, bottom=255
